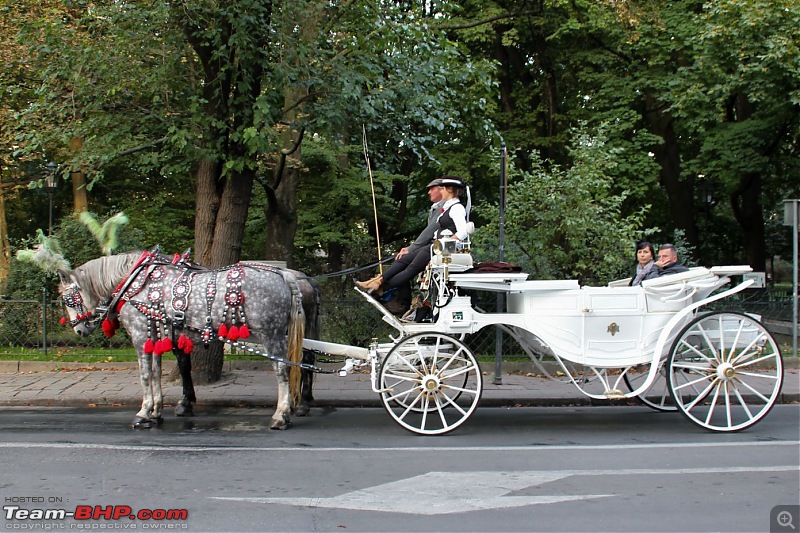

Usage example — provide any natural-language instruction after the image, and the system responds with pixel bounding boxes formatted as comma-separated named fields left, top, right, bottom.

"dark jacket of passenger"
left=642, top=261, right=690, bottom=281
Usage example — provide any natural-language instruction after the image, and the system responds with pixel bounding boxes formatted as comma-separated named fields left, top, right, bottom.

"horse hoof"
left=174, top=402, right=194, bottom=417
left=295, top=404, right=311, bottom=417
left=132, top=417, right=151, bottom=429
left=270, top=418, right=293, bottom=430
left=150, top=416, right=164, bottom=426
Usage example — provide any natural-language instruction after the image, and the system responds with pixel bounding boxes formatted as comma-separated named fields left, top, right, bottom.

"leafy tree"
left=666, top=0, right=800, bottom=270
left=5, top=0, right=498, bottom=381
left=473, top=130, right=650, bottom=285
left=446, top=0, right=798, bottom=273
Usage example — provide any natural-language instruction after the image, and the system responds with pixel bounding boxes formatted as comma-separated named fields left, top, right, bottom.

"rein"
left=87, top=250, right=165, bottom=331
left=311, top=256, right=392, bottom=280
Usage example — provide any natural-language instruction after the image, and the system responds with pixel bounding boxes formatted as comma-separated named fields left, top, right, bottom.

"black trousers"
left=382, top=245, right=432, bottom=290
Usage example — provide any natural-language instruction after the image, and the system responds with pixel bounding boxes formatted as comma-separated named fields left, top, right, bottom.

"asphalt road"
left=1, top=404, right=798, bottom=532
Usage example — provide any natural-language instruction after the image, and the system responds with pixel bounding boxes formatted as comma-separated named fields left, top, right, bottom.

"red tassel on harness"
left=153, top=339, right=166, bottom=356
left=101, top=318, right=116, bottom=338
left=59, top=316, right=67, bottom=326
left=143, top=338, right=155, bottom=354
left=227, top=325, right=240, bottom=342
left=161, top=338, right=173, bottom=353
left=238, top=324, right=250, bottom=339
left=217, top=323, right=228, bottom=338
left=177, top=334, right=194, bottom=355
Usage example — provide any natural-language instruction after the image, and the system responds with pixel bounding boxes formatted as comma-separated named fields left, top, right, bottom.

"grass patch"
left=0, top=346, right=279, bottom=363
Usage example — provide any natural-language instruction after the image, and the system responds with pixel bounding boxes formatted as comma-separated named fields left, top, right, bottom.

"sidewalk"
left=0, top=359, right=797, bottom=409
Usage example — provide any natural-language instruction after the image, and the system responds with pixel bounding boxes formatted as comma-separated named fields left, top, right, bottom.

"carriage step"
left=604, top=389, right=627, bottom=400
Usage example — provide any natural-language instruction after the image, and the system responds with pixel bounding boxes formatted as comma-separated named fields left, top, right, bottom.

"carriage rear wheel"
left=623, top=363, right=677, bottom=412
left=667, top=311, right=783, bottom=432
left=379, top=332, right=482, bottom=435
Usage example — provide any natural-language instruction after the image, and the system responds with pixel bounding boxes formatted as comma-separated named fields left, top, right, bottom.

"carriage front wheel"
left=667, top=311, right=783, bottom=432
left=379, top=332, right=482, bottom=435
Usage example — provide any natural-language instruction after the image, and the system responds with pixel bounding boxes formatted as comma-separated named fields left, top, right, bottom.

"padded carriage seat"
left=641, top=267, right=718, bottom=312
left=430, top=251, right=474, bottom=270
left=639, top=266, right=712, bottom=287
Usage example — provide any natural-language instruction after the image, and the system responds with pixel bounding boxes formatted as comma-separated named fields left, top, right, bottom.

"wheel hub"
left=423, top=375, right=440, bottom=392
left=716, top=362, right=736, bottom=381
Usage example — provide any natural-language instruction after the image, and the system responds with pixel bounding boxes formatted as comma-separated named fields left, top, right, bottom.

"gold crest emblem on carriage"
left=607, top=322, right=620, bottom=336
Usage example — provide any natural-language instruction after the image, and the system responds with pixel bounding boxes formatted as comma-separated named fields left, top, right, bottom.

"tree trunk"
left=0, top=185, right=9, bottom=281
left=193, top=158, right=221, bottom=266
left=264, top=163, right=299, bottom=267
left=731, top=173, right=767, bottom=272
left=68, top=137, right=88, bottom=213
left=728, top=95, right=767, bottom=272
left=263, top=89, right=304, bottom=267
left=175, top=2, right=272, bottom=384
left=642, top=95, right=698, bottom=250
left=189, top=158, right=256, bottom=383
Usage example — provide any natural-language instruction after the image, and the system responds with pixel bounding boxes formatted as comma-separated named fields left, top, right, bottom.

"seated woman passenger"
left=356, top=177, right=469, bottom=297
left=629, top=241, right=656, bottom=286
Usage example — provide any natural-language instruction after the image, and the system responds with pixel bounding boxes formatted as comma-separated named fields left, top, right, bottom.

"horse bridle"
left=60, top=282, right=100, bottom=328
left=60, top=250, right=156, bottom=330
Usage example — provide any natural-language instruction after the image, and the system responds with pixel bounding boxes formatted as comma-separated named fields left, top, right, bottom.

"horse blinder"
left=60, top=283, right=98, bottom=329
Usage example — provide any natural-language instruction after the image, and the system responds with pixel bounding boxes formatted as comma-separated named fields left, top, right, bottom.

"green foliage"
left=2, top=255, right=53, bottom=300
left=2, top=0, right=797, bottom=284
left=666, top=228, right=699, bottom=268
left=472, top=130, right=649, bottom=285
left=56, top=214, right=145, bottom=268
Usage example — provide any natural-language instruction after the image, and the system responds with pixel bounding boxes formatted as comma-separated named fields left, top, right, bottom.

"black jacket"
left=643, top=261, right=690, bottom=281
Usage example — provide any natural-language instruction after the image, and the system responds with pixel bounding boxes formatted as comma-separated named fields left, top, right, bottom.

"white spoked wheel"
left=668, top=311, right=783, bottom=432
left=623, top=363, right=677, bottom=412
left=379, top=332, right=482, bottom=435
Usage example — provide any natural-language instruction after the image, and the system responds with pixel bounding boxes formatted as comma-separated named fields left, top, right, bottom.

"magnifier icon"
left=778, top=511, right=796, bottom=530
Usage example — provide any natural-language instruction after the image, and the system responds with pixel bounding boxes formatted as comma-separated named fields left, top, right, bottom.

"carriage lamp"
left=433, top=231, right=457, bottom=263
left=44, top=162, right=58, bottom=236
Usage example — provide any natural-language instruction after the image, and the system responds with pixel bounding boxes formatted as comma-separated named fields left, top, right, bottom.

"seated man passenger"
left=643, top=243, right=690, bottom=281
left=356, top=177, right=469, bottom=303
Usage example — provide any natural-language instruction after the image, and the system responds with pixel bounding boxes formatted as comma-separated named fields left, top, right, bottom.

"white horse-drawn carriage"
left=305, top=236, right=784, bottom=435
left=54, top=240, right=783, bottom=436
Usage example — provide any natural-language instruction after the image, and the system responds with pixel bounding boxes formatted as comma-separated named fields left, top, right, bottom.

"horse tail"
left=280, top=270, right=306, bottom=408
left=306, top=276, right=322, bottom=340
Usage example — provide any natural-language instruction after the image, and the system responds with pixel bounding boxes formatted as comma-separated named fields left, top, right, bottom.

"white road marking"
left=214, top=471, right=612, bottom=513
left=210, top=466, right=799, bottom=515
left=0, top=440, right=797, bottom=453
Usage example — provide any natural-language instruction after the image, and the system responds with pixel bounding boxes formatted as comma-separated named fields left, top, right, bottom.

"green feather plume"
left=79, top=212, right=129, bottom=255
left=15, top=229, right=71, bottom=273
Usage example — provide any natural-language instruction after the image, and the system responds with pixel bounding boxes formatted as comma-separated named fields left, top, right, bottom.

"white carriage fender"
left=302, top=338, right=370, bottom=359
left=630, top=278, right=755, bottom=397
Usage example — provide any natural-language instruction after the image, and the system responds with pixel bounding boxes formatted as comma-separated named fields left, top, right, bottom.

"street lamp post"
left=44, top=162, right=57, bottom=236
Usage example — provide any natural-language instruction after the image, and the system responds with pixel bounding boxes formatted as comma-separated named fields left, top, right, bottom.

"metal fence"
left=0, top=296, right=132, bottom=357
left=0, top=285, right=525, bottom=360
left=0, top=285, right=795, bottom=358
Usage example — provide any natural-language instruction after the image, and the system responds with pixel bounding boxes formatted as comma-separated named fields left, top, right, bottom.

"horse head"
left=57, top=267, right=103, bottom=337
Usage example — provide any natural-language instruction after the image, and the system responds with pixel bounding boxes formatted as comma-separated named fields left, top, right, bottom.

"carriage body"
left=342, top=262, right=783, bottom=435
left=393, top=266, right=747, bottom=367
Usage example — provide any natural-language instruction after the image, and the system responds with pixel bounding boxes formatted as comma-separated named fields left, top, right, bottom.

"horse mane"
left=72, top=251, right=141, bottom=300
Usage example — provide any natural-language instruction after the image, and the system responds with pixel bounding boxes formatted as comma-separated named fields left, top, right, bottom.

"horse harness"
left=63, top=249, right=330, bottom=373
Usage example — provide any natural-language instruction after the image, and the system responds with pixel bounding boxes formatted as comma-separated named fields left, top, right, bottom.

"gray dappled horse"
left=57, top=250, right=316, bottom=430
